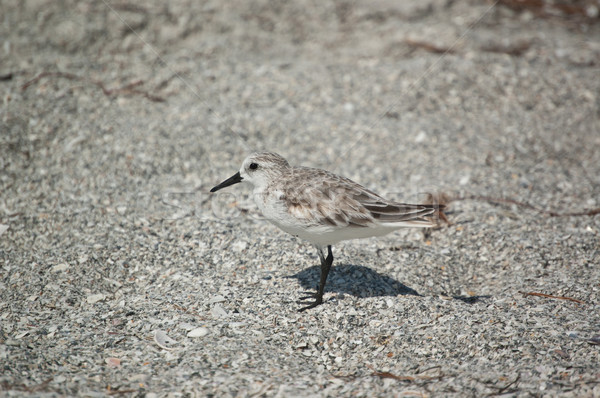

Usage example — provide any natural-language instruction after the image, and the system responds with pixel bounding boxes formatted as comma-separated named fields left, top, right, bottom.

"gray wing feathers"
left=284, top=167, right=441, bottom=228
left=362, top=201, right=436, bottom=223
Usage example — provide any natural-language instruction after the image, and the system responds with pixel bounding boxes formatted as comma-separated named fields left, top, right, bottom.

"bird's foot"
left=297, top=296, right=323, bottom=312
left=299, top=285, right=318, bottom=300
left=297, top=285, right=324, bottom=311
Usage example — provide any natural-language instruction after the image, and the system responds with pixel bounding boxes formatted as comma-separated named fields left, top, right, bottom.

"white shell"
left=154, top=330, right=177, bottom=350
left=187, top=327, right=209, bottom=338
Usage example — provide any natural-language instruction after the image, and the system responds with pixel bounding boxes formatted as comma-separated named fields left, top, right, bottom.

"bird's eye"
left=249, top=163, right=258, bottom=170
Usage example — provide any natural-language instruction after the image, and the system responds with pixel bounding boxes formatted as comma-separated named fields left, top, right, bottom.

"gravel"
left=1, top=0, right=599, bottom=396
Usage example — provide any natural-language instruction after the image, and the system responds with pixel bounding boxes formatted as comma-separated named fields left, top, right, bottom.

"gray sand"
left=1, top=1, right=599, bottom=396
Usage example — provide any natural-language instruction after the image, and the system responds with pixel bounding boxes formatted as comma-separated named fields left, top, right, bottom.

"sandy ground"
left=1, top=0, right=600, bottom=396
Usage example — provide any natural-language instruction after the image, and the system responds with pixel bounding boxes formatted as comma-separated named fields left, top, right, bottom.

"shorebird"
left=211, top=152, right=444, bottom=311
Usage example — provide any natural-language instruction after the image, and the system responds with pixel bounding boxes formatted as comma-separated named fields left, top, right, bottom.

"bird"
left=210, top=151, right=445, bottom=311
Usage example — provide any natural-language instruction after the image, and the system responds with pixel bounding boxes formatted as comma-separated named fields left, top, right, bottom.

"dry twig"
left=21, top=72, right=166, bottom=102
left=404, top=39, right=455, bottom=54
left=450, top=195, right=600, bottom=218
left=518, top=291, right=585, bottom=304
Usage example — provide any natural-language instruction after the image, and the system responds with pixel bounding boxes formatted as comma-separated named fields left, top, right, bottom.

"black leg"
left=298, top=245, right=333, bottom=312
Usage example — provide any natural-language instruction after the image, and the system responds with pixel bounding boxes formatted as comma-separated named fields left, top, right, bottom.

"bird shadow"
left=286, top=264, right=421, bottom=298
left=451, top=295, right=491, bottom=304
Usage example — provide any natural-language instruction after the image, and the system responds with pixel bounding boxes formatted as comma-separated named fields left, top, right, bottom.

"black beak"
left=210, top=171, right=243, bottom=192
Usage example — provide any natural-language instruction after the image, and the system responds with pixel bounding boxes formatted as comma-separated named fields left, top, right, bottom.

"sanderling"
left=211, top=151, right=445, bottom=311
